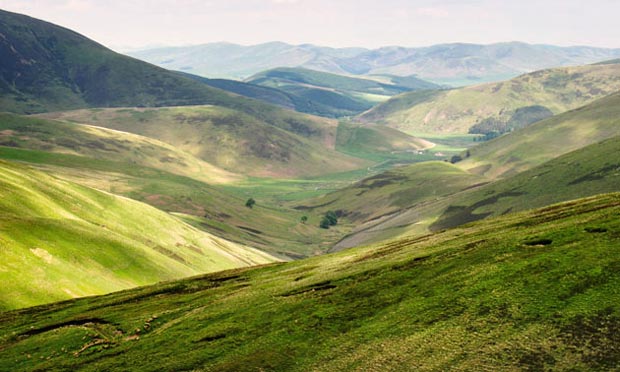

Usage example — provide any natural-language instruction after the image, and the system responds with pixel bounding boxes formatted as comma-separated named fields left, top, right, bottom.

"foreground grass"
left=1, top=193, right=619, bottom=371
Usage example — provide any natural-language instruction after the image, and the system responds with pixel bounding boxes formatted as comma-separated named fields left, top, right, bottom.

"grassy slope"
left=0, top=113, right=366, bottom=258
left=459, top=91, right=620, bottom=179
left=1, top=193, right=620, bottom=370
left=183, top=74, right=299, bottom=110
left=0, top=112, right=238, bottom=184
left=0, top=145, right=344, bottom=258
left=297, top=161, right=484, bottom=225
left=0, top=9, right=239, bottom=114
left=430, top=135, right=620, bottom=230
left=336, top=135, right=620, bottom=250
left=359, top=63, right=620, bottom=135
left=246, top=67, right=438, bottom=117
left=335, top=122, right=434, bottom=162
left=0, top=160, right=277, bottom=311
left=37, top=106, right=368, bottom=178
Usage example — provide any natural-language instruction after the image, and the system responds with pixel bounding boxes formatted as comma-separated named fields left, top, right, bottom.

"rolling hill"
left=182, top=74, right=300, bottom=110
left=244, top=67, right=439, bottom=117
left=0, top=8, right=372, bottom=176
left=0, top=9, right=238, bottom=114
left=459, top=91, right=620, bottom=179
left=184, top=69, right=438, bottom=118
left=0, top=112, right=238, bottom=184
left=1, top=193, right=619, bottom=370
left=0, top=112, right=351, bottom=258
left=358, top=62, right=620, bottom=135
left=37, top=106, right=368, bottom=178
left=129, top=41, right=620, bottom=85
left=296, top=161, right=484, bottom=224
left=0, top=160, right=277, bottom=311
left=335, top=134, right=620, bottom=250
left=327, top=90, right=620, bottom=249
left=335, top=122, right=435, bottom=162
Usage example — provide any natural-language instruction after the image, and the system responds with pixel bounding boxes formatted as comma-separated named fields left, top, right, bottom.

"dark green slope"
left=1, top=193, right=620, bottom=371
left=178, top=72, right=299, bottom=110
left=183, top=73, right=363, bottom=118
left=0, top=9, right=239, bottom=113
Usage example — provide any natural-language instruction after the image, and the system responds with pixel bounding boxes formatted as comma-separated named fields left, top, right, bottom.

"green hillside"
left=460, top=91, right=620, bottom=179
left=297, top=161, right=484, bottom=225
left=38, top=106, right=368, bottom=178
left=245, top=67, right=439, bottom=117
left=0, top=160, right=277, bottom=311
left=0, top=9, right=238, bottom=114
left=359, top=63, right=620, bottom=135
left=1, top=193, right=619, bottom=370
left=0, top=112, right=238, bottom=184
left=336, top=134, right=620, bottom=250
left=431, top=135, right=620, bottom=231
left=0, top=144, right=344, bottom=258
left=335, top=122, right=434, bottom=162
left=0, top=113, right=368, bottom=258
left=183, top=75, right=299, bottom=110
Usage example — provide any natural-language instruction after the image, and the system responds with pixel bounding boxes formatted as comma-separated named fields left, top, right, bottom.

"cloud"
left=62, top=0, right=94, bottom=11
left=415, top=6, right=450, bottom=18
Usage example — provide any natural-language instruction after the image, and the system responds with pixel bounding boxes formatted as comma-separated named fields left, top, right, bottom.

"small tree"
left=245, top=198, right=256, bottom=209
left=300, top=216, right=308, bottom=224
left=450, top=155, right=463, bottom=164
left=325, top=210, right=338, bottom=226
left=320, top=211, right=338, bottom=229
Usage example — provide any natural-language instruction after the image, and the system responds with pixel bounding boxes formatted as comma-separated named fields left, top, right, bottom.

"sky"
left=1, top=0, right=619, bottom=51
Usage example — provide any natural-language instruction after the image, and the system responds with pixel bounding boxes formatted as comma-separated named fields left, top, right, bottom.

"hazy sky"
left=1, top=0, right=619, bottom=51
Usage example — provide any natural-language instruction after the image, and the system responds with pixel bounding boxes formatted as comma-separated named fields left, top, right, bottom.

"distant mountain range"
left=129, top=41, right=620, bottom=86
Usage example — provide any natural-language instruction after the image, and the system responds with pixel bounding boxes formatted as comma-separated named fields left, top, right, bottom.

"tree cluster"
left=319, top=211, right=339, bottom=229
